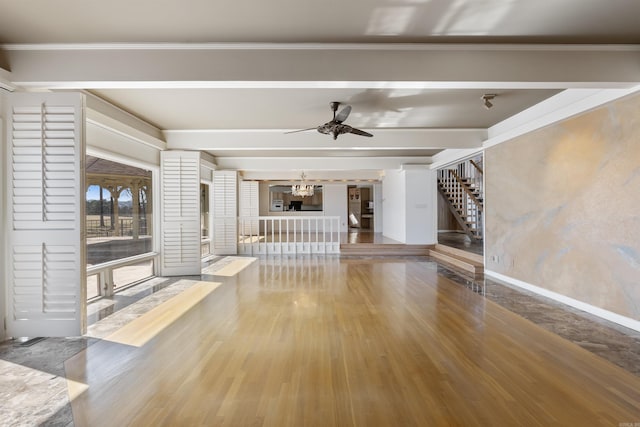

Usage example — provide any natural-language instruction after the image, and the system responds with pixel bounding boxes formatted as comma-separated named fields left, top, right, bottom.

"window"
left=85, top=155, right=154, bottom=298
left=113, top=260, right=154, bottom=289
left=201, top=183, right=211, bottom=257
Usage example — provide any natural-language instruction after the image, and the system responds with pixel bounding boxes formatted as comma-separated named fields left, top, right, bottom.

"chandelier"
left=291, top=172, right=314, bottom=197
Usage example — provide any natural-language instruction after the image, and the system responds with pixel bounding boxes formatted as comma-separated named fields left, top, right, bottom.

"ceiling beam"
left=241, top=170, right=383, bottom=181
left=164, top=128, right=485, bottom=150
left=215, top=156, right=431, bottom=171
left=86, top=93, right=166, bottom=149
left=4, top=44, right=640, bottom=90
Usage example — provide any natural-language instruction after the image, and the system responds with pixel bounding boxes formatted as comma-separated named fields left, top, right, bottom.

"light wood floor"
left=66, top=257, right=640, bottom=426
left=340, top=231, right=401, bottom=245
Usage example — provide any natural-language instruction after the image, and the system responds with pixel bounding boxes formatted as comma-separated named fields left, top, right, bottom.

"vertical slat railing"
left=437, top=155, right=484, bottom=240
left=238, top=216, right=340, bottom=254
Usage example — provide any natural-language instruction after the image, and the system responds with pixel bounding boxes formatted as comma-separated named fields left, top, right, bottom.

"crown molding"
left=3, top=42, right=640, bottom=52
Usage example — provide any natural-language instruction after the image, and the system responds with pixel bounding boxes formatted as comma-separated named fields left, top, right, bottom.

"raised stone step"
left=429, top=245, right=484, bottom=276
left=434, top=244, right=484, bottom=264
left=340, top=244, right=432, bottom=256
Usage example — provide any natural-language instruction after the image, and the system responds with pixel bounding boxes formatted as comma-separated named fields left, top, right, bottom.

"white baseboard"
left=485, top=270, right=640, bottom=333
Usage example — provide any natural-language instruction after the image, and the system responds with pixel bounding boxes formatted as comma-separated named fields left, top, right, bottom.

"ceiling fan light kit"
left=287, top=102, right=373, bottom=140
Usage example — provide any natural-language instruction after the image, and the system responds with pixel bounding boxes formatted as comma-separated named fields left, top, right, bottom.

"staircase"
left=437, top=159, right=484, bottom=241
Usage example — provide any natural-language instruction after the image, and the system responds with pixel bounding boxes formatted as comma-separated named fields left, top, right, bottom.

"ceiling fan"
left=286, top=102, right=373, bottom=140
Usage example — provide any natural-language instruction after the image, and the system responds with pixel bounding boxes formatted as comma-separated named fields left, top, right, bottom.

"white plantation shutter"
left=160, top=151, right=201, bottom=276
left=7, top=92, right=85, bottom=337
left=212, top=171, right=237, bottom=255
left=239, top=180, right=259, bottom=235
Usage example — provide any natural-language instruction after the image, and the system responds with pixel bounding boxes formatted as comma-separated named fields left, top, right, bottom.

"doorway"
left=347, top=185, right=374, bottom=232
left=436, top=154, right=484, bottom=256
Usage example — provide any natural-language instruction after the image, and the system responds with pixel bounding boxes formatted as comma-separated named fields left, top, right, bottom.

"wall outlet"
left=491, top=255, right=499, bottom=263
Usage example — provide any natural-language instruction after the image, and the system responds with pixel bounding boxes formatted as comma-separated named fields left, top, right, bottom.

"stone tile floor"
left=439, top=265, right=640, bottom=376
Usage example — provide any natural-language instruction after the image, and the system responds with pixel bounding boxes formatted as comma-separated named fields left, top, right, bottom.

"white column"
left=382, top=169, right=406, bottom=243
left=404, top=167, right=437, bottom=245
left=322, top=184, right=348, bottom=233
left=382, top=166, right=437, bottom=245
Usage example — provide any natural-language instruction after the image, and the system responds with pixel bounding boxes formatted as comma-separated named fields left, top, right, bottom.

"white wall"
left=382, top=169, right=406, bottom=243
left=258, top=182, right=270, bottom=215
left=382, top=168, right=437, bottom=244
left=404, top=168, right=437, bottom=245
left=322, top=184, right=348, bottom=232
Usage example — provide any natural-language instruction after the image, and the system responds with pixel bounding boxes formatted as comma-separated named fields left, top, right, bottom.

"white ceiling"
left=90, top=88, right=560, bottom=130
left=1, top=0, right=640, bottom=44
left=1, top=0, right=640, bottom=176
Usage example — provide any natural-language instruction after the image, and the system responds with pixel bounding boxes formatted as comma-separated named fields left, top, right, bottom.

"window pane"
left=85, top=156, right=153, bottom=266
left=201, top=183, right=211, bottom=258
left=113, top=260, right=154, bottom=289
left=201, top=241, right=210, bottom=257
left=201, top=183, right=210, bottom=238
left=87, top=274, right=100, bottom=300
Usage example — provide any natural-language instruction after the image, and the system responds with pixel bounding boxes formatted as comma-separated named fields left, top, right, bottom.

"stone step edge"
left=434, top=244, right=484, bottom=265
left=429, top=249, right=484, bottom=275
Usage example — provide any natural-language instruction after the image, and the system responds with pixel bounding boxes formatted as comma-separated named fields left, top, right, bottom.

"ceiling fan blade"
left=349, top=127, right=373, bottom=137
left=284, top=127, right=317, bottom=134
left=335, top=105, right=352, bottom=123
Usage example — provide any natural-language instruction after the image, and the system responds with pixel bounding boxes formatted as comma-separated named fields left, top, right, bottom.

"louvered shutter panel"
left=239, top=180, right=259, bottom=235
left=7, top=92, right=85, bottom=337
left=212, top=171, right=238, bottom=255
left=160, top=151, right=201, bottom=276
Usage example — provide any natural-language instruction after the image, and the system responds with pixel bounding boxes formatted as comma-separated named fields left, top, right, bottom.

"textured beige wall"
left=485, top=92, right=640, bottom=320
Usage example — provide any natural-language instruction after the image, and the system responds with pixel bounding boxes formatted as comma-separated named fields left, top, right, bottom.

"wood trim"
left=470, top=159, right=483, bottom=175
